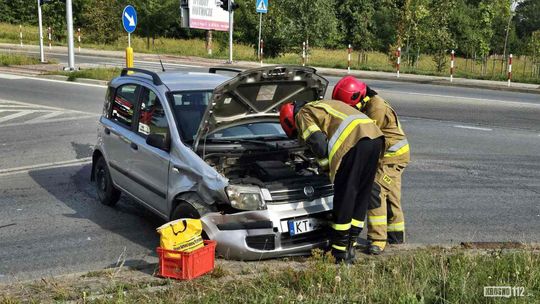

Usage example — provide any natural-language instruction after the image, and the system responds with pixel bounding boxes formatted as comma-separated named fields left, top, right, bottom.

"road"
left=0, top=54, right=539, bottom=283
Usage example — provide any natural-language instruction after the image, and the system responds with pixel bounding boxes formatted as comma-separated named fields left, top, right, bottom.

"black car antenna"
left=158, top=53, right=166, bottom=72
left=155, top=40, right=166, bottom=72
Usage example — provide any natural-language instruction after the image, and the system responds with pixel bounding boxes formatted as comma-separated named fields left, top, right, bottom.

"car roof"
left=114, top=71, right=232, bottom=92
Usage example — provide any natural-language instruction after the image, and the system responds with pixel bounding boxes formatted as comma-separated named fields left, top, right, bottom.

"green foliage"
left=0, top=53, right=41, bottom=66
left=81, top=0, right=126, bottom=44
left=0, top=0, right=537, bottom=63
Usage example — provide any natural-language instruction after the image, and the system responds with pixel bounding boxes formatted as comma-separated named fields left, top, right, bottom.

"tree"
left=133, top=0, right=179, bottom=49
left=81, top=0, right=126, bottom=44
left=336, top=0, right=376, bottom=54
left=283, top=0, right=340, bottom=48
left=514, top=0, right=540, bottom=40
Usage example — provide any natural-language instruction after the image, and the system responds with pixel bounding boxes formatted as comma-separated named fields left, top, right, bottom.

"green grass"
left=3, top=247, right=538, bottom=303
left=48, top=67, right=122, bottom=81
left=97, top=248, right=540, bottom=303
left=2, top=22, right=539, bottom=84
left=0, top=53, right=41, bottom=66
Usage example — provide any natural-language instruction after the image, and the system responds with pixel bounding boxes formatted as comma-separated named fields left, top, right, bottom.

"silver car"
left=91, top=66, right=334, bottom=260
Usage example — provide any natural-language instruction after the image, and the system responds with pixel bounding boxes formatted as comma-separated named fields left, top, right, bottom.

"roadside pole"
left=302, top=42, right=306, bottom=66
left=48, top=27, right=52, bottom=50
left=37, top=0, right=45, bottom=63
left=19, top=25, right=23, bottom=47
left=65, top=0, right=75, bottom=70
left=122, top=5, right=137, bottom=69
left=347, top=44, right=352, bottom=74
left=257, top=13, right=262, bottom=61
left=126, top=32, right=133, bottom=68
left=228, top=1, right=233, bottom=63
left=260, top=39, right=264, bottom=66
left=507, top=54, right=513, bottom=87
left=396, top=47, right=401, bottom=78
left=255, top=0, right=268, bottom=63
left=450, top=50, right=455, bottom=82
left=77, top=28, right=81, bottom=53
left=306, top=39, right=309, bottom=65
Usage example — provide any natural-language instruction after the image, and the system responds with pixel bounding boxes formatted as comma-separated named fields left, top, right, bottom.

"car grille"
left=265, top=176, right=333, bottom=204
left=246, top=235, right=276, bottom=251
left=280, top=229, right=331, bottom=248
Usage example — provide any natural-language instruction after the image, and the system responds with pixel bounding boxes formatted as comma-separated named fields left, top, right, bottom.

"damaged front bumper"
left=201, top=196, right=333, bottom=260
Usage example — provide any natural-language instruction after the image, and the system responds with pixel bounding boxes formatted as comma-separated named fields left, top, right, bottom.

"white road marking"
left=0, top=158, right=92, bottom=177
left=0, top=115, right=99, bottom=128
left=0, top=73, right=25, bottom=80
left=25, top=111, right=64, bottom=123
left=453, top=125, right=493, bottom=131
left=0, top=110, right=32, bottom=123
left=385, top=91, right=540, bottom=108
left=0, top=99, right=99, bottom=128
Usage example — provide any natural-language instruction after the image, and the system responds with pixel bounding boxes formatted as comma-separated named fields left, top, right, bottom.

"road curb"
left=1, top=44, right=539, bottom=94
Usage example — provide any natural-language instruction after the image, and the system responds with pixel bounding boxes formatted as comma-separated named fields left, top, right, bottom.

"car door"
left=128, top=87, right=170, bottom=216
left=102, top=83, right=140, bottom=191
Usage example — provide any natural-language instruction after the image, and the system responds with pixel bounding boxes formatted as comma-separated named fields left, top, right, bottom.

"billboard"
left=188, top=0, right=229, bottom=31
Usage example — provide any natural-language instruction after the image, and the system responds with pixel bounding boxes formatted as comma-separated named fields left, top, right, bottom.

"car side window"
left=111, top=84, right=138, bottom=129
left=137, top=88, right=169, bottom=138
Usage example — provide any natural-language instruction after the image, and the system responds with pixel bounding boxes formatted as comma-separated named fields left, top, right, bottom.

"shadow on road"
left=28, top=164, right=167, bottom=268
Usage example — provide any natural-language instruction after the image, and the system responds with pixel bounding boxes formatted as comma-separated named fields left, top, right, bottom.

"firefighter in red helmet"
left=280, top=100, right=384, bottom=263
left=333, top=76, right=410, bottom=255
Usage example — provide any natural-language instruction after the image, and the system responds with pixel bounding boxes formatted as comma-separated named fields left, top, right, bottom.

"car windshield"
left=208, top=122, right=286, bottom=140
left=169, top=90, right=212, bottom=142
left=169, top=90, right=286, bottom=143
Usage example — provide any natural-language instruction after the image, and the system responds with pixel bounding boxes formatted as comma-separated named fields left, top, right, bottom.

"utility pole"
left=65, top=0, right=75, bottom=70
left=228, top=0, right=233, bottom=63
left=37, top=0, right=45, bottom=63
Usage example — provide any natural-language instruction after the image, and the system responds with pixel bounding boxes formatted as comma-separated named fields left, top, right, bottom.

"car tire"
left=94, top=157, right=121, bottom=206
left=170, top=202, right=200, bottom=220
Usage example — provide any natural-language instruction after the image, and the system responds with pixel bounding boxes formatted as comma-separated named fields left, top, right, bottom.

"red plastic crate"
left=157, top=240, right=216, bottom=280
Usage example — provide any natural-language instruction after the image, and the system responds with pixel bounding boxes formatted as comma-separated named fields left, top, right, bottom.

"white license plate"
left=288, top=218, right=324, bottom=236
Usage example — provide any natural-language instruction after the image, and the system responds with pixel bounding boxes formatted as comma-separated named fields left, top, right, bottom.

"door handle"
left=104, top=127, right=111, bottom=135
left=130, top=142, right=138, bottom=150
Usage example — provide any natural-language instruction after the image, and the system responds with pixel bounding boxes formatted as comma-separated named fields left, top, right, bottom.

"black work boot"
left=331, top=248, right=351, bottom=264
left=330, top=232, right=351, bottom=264
left=347, top=228, right=361, bottom=263
left=368, top=241, right=386, bottom=255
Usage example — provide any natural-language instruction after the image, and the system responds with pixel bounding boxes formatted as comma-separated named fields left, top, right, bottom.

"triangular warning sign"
left=257, top=0, right=267, bottom=11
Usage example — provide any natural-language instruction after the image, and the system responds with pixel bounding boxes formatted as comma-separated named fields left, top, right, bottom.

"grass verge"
left=0, top=53, right=41, bottom=66
left=2, top=22, right=539, bottom=85
left=48, top=67, right=122, bottom=82
left=1, top=247, right=539, bottom=303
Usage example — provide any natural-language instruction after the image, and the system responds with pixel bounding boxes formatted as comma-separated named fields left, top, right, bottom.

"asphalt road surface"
left=0, top=55, right=539, bottom=283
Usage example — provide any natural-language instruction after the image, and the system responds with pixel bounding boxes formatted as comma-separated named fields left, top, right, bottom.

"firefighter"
left=332, top=76, right=410, bottom=255
left=279, top=100, right=384, bottom=263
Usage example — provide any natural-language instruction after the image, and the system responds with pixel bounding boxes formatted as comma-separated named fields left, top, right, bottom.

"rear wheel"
left=94, top=157, right=121, bottom=206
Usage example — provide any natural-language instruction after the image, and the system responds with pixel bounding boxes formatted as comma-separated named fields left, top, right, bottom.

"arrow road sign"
left=122, top=5, right=137, bottom=33
left=256, top=0, right=268, bottom=13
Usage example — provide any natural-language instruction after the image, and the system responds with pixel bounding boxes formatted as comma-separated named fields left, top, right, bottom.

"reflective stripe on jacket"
left=295, top=99, right=384, bottom=181
left=363, top=95, right=410, bottom=165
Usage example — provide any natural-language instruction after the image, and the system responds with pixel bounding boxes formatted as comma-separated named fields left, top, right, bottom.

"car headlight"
left=226, top=185, right=266, bottom=211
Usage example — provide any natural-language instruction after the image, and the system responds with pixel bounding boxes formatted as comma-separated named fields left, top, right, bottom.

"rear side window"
left=111, top=85, right=138, bottom=128
left=137, top=88, right=169, bottom=138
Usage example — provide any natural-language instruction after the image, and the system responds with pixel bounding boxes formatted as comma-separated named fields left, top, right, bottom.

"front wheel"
left=94, top=157, right=121, bottom=206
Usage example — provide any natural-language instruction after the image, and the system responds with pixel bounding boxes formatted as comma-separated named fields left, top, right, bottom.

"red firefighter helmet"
left=279, top=102, right=297, bottom=138
left=332, top=76, right=367, bottom=107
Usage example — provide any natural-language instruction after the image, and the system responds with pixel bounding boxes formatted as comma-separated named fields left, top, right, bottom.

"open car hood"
left=193, top=65, right=328, bottom=149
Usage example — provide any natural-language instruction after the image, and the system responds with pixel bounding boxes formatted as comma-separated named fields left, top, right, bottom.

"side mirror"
left=146, top=133, right=169, bottom=152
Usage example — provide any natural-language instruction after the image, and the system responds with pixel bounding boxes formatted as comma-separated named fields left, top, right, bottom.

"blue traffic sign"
left=122, top=5, right=137, bottom=33
left=256, top=0, right=268, bottom=13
